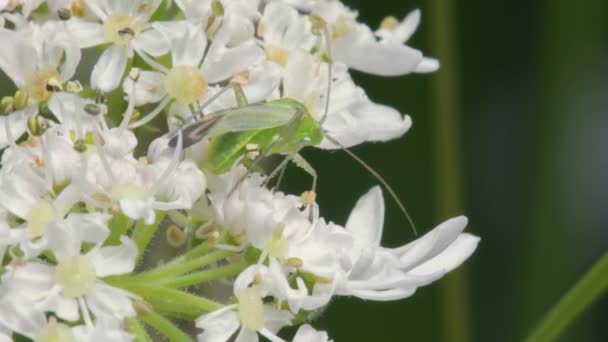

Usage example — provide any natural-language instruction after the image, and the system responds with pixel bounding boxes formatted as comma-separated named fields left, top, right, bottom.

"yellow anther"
left=285, top=257, right=303, bottom=268
left=70, top=0, right=85, bottom=18
left=253, top=272, right=263, bottom=285
left=380, top=16, right=400, bottom=31
left=129, top=67, right=141, bottom=81
left=266, top=45, right=289, bottom=67
left=300, top=191, right=317, bottom=205
left=45, top=77, right=63, bottom=92
left=66, top=80, right=83, bottom=93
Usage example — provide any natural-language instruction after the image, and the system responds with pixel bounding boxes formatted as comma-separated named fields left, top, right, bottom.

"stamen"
left=45, top=78, right=63, bottom=93
left=300, top=191, right=317, bottom=205
left=57, top=8, right=72, bottom=21
left=145, top=130, right=182, bottom=197
left=128, top=96, right=171, bottom=129
left=120, top=70, right=139, bottom=131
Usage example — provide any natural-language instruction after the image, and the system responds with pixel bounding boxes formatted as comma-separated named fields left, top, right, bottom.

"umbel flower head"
left=0, top=1, right=479, bottom=341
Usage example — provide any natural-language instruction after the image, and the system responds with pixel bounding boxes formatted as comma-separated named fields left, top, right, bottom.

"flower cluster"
left=0, top=0, right=479, bottom=341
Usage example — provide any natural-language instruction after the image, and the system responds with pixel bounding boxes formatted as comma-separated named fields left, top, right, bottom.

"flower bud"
left=66, top=80, right=83, bottom=93
left=0, top=96, right=14, bottom=114
left=27, top=116, right=49, bottom=136
left=13, top=90, right=29, bottom=110
left=73, top=139, right=87, bottom=153
left=84, top=103, right=102, bottom=116
left=310, top=15, right=327, bottom=36
left=166, top=224, right=187, bottom=247
left=212, top=0, right=224, bottom=16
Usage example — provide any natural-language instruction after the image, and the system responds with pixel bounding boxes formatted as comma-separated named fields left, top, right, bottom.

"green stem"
left=133, top=249, right=234, bottom=282
left=125, top=284, right=223, bottom=313
left=139, top=310, right=193, bottom=342
left=128, top=317, right=153, bottom=342
left=526, top=252, right=608, bottom=342
left=143, top=298, right=207, bottom=321
left=428, top=1, right=471, bottom=341
left=131, top=211, right=167, bottom=265
left=158, top=260, right=248, bottom=288
left=107, top=214, right=132, bottom=246
left=166, top=241, right=215, bottom=266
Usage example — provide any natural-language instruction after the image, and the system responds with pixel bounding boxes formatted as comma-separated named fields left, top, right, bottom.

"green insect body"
left=204, top=99, right=323, bottom=174
left=171, top=97, right=323, bottom=174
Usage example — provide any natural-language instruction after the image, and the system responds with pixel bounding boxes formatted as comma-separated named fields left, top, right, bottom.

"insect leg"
left=260, top=154, right=294, bottom=190
left=226, top=108, right=305, bottom=198
left=291, top=153, right=317, bottom=194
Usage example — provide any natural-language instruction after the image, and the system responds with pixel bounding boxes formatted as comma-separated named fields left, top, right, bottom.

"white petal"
left=293, top=325, right=331, bottom=342
left=196, top=307, right=241, bottom=342
left=5, top=262, right=54, bottom=300
left=334, top=29, right=423, bottom=76
left=0, top=294, right=46, bottom=339
left=376, top=9, right=420, bottom=44
left=203, top=46, right=263, bottom=83
left=90, top=236, right=138, bottom=277
left=0, top=28, right=34, bottom=87
left=319, top=103, right=412, bottom=149
left=67, top=213, right=111, bottom=244
left=409, top=233, right=480, bottom=276
left=351, top=287, right=416, bottom=301
left=86, top=282, right=136, bottom=319
left=134, top=28, right=171, bottom=57
left=91, top=45, right=128, bottom=92
left=345, top=186, right=384, bottom=247
left=170, top=23, right=207, bottom=66
left=414, top=57, right=440, bottom=73
left=235, top=328, right=258, bottom=342
left=0, top=111, right=28, bottom=149
left=122, top=70, right=167, bottom=106
left=66, top=19, right=106, bottom=48
left=394, top=216, right=469, bottom=271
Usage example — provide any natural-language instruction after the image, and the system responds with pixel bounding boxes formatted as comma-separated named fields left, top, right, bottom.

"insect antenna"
left=323, top=134, right=418, bottom=236
left=308, top=16, right=418, bottom=235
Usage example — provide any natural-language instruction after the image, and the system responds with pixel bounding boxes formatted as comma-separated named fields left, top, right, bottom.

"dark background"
left=283, top=0, right=608, bottom=341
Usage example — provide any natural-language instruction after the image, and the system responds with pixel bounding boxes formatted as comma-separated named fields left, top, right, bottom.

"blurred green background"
left=282, top=0, right=608, bottom=341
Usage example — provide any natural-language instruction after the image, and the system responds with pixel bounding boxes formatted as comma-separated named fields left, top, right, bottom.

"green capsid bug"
left=169, top=96, right=324, bottom=175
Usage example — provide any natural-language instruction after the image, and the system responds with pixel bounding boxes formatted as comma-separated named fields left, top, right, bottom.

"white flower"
left=67, top=0, right=169, bottom=91
left=0, top=21, right=81, bottom=148
left=208, top=167, right=303, bottom=253
left=124, top=19, right=263, bottom=128
left=258, top=2, right=317, bottom=66
left=196, top=265, right=293, bottom=342
left=0, top=21, right=80, bottom=102
left=281, top=50, right=412, bottom=148
left=374, top=9, right=439, bottom=73
left=293, top=325, right=332, bottom=342
left=336, top=187, right=480, bottom=300
left=310, top=1, right=430, bottom=76
left=1, top=218, right=138, bottom=323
